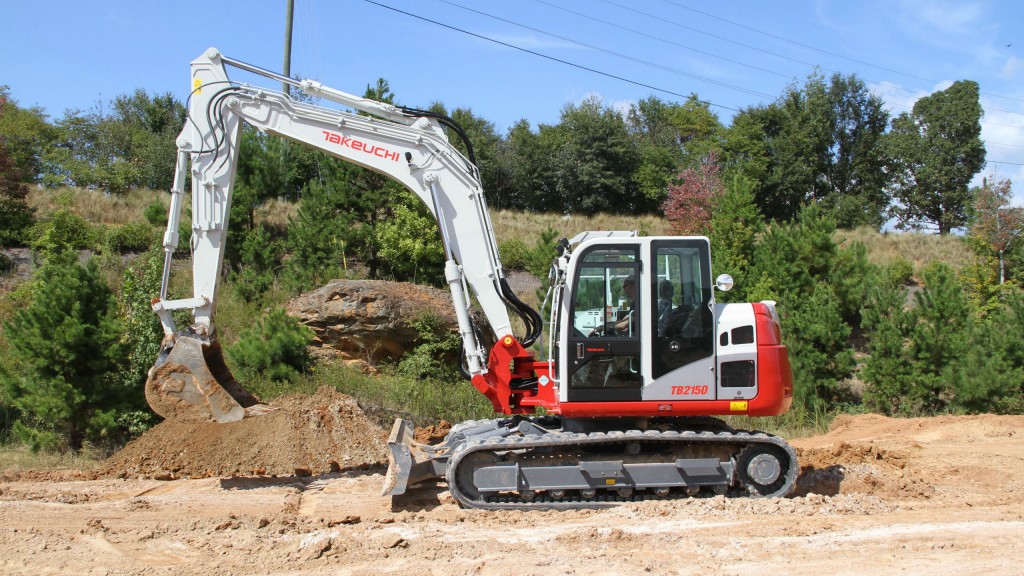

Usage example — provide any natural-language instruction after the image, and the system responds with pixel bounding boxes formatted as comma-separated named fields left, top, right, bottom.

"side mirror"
left=715, top=274, right=734, bottom=292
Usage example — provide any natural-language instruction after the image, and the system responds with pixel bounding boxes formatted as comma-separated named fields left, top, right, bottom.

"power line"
left=596, top=0, right=835, bottom=74
left=436, top=0, right=773, bottom=98
left=537, top=0, right=1024, bottom=122
left=530, top=0, right=794, bottom=80
left=654, top=0, right=1024, bottom=106
left=363, top=0, right=741, bottom=112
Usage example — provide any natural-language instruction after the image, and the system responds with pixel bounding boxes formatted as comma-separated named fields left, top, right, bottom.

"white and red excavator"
left=147, top=48, right=797, bottom=509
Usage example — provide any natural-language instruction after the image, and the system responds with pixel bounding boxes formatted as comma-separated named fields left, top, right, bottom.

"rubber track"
left=446, top=427, right=798, bottom=510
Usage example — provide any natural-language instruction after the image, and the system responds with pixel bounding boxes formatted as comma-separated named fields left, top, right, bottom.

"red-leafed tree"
left=661, top=153, right=724, bottom=235
left=969, top=177, right=1024, bottom=284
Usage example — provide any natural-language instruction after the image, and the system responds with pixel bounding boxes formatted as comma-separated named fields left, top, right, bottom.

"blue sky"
left=2, top=0, right=1023, bottom=204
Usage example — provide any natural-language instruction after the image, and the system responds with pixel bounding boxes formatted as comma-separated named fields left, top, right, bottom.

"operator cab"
left=554, top=236, right=780, bottom=417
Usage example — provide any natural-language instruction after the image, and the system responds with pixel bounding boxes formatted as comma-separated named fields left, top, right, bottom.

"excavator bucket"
left=382, top=419, right=447, bottom=497
left=145, top=333, right=274, bottom=423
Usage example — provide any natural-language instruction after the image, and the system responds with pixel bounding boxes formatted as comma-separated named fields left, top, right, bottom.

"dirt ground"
left=1, top=389, right=1023, bottom=575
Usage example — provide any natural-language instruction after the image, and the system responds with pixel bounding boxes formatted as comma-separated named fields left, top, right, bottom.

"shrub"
left=114, top=248, right=164, bottom=396
left=500, top=228, right=558, bottom=281
left=396, top=312, right=462, bottom=382
left=30, top=209, right=96, bottom=257
left=0, top=196, right=34, bottom=247
left=105, top=222, right=157, bottom=253
left=143, top=201, right=166, bottom=226
left=887, top=257, right=914, bottom=287
left=499, top=238, right=530, bottom=271
left=226, top=308, right=314, bottom=383
left=374, top=200, right=444, bottom=286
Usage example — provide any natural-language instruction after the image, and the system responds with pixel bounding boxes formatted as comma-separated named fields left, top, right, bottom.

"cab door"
left=644, top=239, right=715, bottom=401
left=564, top=245, right=642, bottom=402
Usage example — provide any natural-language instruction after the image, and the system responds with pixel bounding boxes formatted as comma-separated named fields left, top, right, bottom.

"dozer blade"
left=382, top=419, right=447, bottom=497
left=145, top=332, right=274, bottom=423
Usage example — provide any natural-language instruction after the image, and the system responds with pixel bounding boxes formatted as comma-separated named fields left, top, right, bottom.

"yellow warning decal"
left=730, top=401, right=748, bottom=412
left=604, top=479, right=616, bottom=485
left=193, top=78, right=203, bottom=94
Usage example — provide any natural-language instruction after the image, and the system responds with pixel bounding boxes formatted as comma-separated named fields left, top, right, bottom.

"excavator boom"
left=147, top=48, right=536, bottom=422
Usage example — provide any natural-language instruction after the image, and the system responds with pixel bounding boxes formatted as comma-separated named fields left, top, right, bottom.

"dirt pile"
left=791, top=413, right=1024, bottom=501
left=99, top=387, right=388, bottom=479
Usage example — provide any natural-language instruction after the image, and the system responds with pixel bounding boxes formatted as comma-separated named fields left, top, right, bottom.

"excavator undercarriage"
left=385, top=417, right=798, bottom=510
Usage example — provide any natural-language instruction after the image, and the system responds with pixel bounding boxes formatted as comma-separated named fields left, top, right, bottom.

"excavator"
left=147, top=48, right=798, bottom=509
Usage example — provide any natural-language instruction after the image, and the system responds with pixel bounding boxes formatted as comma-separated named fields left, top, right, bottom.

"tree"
left=109, top=89, right=186, bottom=191
left=227, top=308, right=314, bottom=383
left=0, top=86, right=54, bottom=182
left=662, top=154, right=724, bottom=235
left=285, top=175, right=366, bottom=290
left=428, top=102, right=504, bottom=205
left=1, top=251, right=129, bottom=450
left=38, top=90, right=185, bottom=194
left=708, top=174, right=763, bottom=303
left=41, top=106, right=140, bottom=194
left=969, top=177, right=1024, bottom=284
left=493, top=119, right=546, bottom=210
left=0, top=139, right=34, bottom=246
left=745, top=204, right=869, bottom=410
left=810, top=74, right=891, bottom=228
left=628, top=95, right=724, bottom=208
left=720, top=73, right=890, bottom=227
left=536, top=97, right=642, bottom=215
left=886, top=80, right=986, bottom=234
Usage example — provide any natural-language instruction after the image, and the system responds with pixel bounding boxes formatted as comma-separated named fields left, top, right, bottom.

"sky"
left=2, top=0, right=1023, bottom=205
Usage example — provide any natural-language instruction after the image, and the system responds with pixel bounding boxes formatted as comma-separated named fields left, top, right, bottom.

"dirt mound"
left=791, top=413, right=1024, bottom=500
left=99, top=387, right=388, bottom=479
left=794, top=442, right=933, bottom=499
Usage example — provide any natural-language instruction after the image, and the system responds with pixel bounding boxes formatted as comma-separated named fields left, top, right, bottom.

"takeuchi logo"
left=321, top=130, right=400, bottom=162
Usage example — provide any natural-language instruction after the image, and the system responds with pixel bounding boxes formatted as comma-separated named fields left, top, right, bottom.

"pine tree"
left=1, top=251, right=127, bottom=450
left=226, top=308, right=313, bottom=383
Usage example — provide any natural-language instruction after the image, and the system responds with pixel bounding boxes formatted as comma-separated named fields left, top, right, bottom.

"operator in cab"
left=614, top=274, right=636, bottom=335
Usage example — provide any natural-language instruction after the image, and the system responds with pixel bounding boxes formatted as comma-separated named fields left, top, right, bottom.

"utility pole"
left=283, top=0, right=294, bottom=95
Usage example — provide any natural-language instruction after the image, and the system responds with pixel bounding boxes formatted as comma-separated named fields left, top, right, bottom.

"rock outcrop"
left=286, top=279, right=469, bottom=365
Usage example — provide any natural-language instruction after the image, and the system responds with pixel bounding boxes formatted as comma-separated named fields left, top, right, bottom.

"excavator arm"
left=147, top=48, right=540, bottom=422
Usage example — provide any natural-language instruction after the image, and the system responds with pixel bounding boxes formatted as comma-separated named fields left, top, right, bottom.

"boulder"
left=286, top=279, right=473, bottom=365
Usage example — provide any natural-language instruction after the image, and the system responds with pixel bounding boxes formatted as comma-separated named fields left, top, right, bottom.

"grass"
left=836, top=226, right=975, bottom=279
left=27, top=186, right=163, bottom=226
left=723, top=403, right=850, bottom=440
left=491, top=210, right=671, bottom=245
left=0, top=443, right=106, bottom=474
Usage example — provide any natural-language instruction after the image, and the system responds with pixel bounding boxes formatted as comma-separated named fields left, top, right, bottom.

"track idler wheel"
left=737, top=444, right=792, bottom=497
left=145, top=332, right=273, bottom=423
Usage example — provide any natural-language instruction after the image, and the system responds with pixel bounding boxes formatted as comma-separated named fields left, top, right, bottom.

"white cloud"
left=610, top=99, right=634, bottom=118
left=898, top=0, right=986, bottom=37
left=1002, top=56, right=1022, bottom=79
